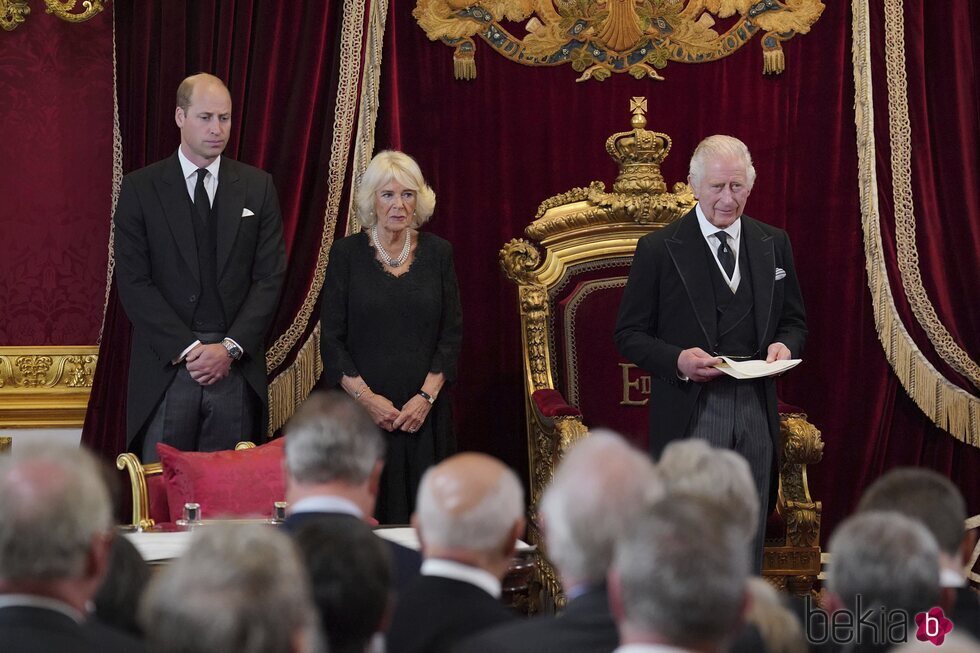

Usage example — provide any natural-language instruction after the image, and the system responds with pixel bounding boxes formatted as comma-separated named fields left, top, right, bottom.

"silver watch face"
left=224, top=341, right=242, bottom=359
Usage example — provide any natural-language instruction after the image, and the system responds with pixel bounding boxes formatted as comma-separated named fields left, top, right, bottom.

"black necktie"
left=194, top=168, right=211, bottom=222
left=715, top=231, right=735, bottom=279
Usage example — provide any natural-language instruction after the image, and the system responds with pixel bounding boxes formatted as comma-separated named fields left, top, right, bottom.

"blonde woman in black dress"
left=320, top=151, right=462, bottom=524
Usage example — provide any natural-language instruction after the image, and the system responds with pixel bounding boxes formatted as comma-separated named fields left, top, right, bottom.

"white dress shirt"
left=420, top=558, right=502, bottom=599
left=288, top=495, right=363, bottom=519
left=696, top=203, right=742, bottom=292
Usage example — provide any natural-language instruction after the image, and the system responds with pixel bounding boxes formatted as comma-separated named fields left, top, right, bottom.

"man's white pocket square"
left=774, top=267, right=786, bottom=280
left=242, top=208, right=255, bottom=217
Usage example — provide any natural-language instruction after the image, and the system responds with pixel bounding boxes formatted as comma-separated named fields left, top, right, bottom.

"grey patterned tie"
left=715, top=231, right=735, bottom=279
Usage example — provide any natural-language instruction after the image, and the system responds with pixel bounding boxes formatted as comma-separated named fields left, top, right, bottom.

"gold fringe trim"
left=267, top=325, right=322, bottom=434
left=881, top=0, right=980, bottom=389
left=852, top=0, right=980, bottom=445
left=763, top=46, right=785, bottom=74
left=453, top=41, right=476, bottom=80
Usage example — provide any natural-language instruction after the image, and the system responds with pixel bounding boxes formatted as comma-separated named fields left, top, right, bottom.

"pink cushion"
left=157, top=439, right=286, bottom=523
left=145, top=473, right=171, bottom=525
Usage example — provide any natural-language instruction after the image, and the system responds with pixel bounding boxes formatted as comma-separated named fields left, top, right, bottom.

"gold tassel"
left=763, top=46, right=785, bottom=75
left=453, top=41, right=476, bottom=80
left=265, top=325, right=323, bottom=436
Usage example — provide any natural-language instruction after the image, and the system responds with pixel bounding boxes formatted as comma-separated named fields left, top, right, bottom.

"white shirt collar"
left=614, top=645, right=696, bottom=653
left=177, top=147, right=221, bottom=182
left=941, top=566, right=966, bottom=588
left=695, top=203, right=741, bottom=242
left=421, top=558, right=502, bottom=599
left=0, top=594, right=84, bottom=623
left=288, top=495, right=363, bottom=519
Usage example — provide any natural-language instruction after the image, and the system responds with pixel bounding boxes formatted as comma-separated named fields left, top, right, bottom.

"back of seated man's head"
left=0, top=443, right=112, bottom=598
left=415, top=452, right=524, bottom=566
left=857, top=467, right=967, bottom=561
left=140, top=523, right=321, bottom=653
left=540, top=430, right=664, bottom=587
left=294, top=514, right=391, bottom=653
left=610, top=494, right=749, bottom=651
left=828, top=511, right=940, bottom=616
left=284, top=390, right=385, bottom=485
left=657, top=439, right=759, bottom=546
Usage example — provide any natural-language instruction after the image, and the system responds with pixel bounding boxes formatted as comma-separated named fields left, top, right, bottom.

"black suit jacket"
left=614, top=209, right=807, bottom=458
left=387, top=575, right=515, bottom=653
left=113, top=152, right=286, bottom=446
left=0, top=605, right=144, bottom=653
left=282, top=511, right=422, bottom=591
left=456, top=584, right=617, bottom=653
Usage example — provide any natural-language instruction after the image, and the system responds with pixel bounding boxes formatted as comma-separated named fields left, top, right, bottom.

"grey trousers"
left=685, top=376, right=772, bottom=574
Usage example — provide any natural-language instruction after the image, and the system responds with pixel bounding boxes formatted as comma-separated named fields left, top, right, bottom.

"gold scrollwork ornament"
left=1, top=0, right=105, bottom=31
left=414, top=0, right=825, bottom=81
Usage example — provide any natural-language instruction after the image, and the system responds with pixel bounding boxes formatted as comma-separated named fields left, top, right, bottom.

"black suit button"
left=189, top=294, right=197, bottom=302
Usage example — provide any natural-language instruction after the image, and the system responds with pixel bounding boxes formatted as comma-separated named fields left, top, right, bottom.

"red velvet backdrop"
left=82, top=1, right=356, bottom=457
left=0, top=12, right=113, bottom=344
left=376, top=0, right=980, bottom=541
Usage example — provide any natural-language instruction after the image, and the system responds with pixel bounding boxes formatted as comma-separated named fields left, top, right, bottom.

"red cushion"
left=145, top=473, right=171, bottom=525
left=157, top=439, right=286, bottom=523
left=531, top=389, right=582, bottom=418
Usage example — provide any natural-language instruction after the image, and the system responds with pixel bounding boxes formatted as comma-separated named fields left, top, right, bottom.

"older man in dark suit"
left=114, top=73, right=286, bottom=462
left=614, top=134, right=806, bottom=570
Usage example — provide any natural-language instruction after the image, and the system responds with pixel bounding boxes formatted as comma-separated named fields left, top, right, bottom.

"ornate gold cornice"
left=1, top=0, right=106, bottom=31
left=0, top=346, right=97, bottom=427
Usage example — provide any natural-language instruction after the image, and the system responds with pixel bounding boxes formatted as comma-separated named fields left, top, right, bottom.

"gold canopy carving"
left=1, top=0, right=106, bottom=32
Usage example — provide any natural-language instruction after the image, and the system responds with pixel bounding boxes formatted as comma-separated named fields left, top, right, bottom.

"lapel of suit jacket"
left=743, top=216, right=776, bottom=352
left=154, top=153, right=199, bottom=282
left=665, top=210, right=717, bottom=348
left=214, top=158, right=246, bottom=280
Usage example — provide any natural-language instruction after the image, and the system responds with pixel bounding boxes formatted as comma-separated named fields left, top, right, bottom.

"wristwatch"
left=221, top=338, right=243, bottom=361
left=417, top=390, right=435, bottom=405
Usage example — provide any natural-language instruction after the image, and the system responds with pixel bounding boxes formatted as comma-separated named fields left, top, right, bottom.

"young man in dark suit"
left=614, top=134, right=807, bottom=570
left=387, top=453, right=524, bottom=653
left=114, top=73, right=286, bottom=462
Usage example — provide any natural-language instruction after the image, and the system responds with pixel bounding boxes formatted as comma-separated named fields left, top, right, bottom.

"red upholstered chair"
left=500, top=102, right=824, bottom=603
left=116, top=439, right=285, bottom=529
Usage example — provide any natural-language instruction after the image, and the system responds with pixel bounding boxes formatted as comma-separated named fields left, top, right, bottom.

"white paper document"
left=714, top=356, right=802, bottom=380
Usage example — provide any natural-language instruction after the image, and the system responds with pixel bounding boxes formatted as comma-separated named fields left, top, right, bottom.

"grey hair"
left=0, top=443, right=112, bottom=580
left=658, top=439, right=759, bottom=546
left=416, top=459, right=524, bottom=552
left=744, top=577, right=808, bottom=653
left=540, top=430, right=664, bottom=583
left=284, top=390, right=386, bottom=485
left=689, top=134, right=757, bottom=189
left=615, top=495, right=749, bottom=647
left=828, top=511, right=940, bottom=615
left=140, top=523, right=322, bottom=653
left=356, top=150, right=436, bottom=228
left=857, top=467, right=967, bottom=557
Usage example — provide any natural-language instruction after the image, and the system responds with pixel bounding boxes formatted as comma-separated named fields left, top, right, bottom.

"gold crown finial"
left=606, top=97, right=671, bottom=194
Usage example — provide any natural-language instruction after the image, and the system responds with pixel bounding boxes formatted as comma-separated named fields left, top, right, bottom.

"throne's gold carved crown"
left=605, top=97, right=671, bottom=195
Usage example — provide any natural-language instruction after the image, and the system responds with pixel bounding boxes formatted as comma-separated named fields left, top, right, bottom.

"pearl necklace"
left=371, top=225, right=412, bottom=267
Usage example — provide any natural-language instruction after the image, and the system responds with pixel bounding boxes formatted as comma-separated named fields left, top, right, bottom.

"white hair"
left=0, top=443, right=112, bottom=580
left=284, top=391, right=386, bottom=485
left=140, top=523, right=322, bottom=653
left=744, top=577, right=807, bottom=653
left=416, top=461, right=524, bottom=552
left=540, top=430, right=664, bottom=583
left=658, top=439, right=759, bottom=546
left=615, top=495, right=748, bottom=647
left=356, top=150, right=436, bottom=228
left=828, top=511, right=940, bottom=615
left=689, top=134, right=757, bottom=189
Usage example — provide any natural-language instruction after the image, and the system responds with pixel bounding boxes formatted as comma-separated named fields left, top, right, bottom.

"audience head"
left=858, top=467, right=969, bottom=563
left=94, top=535, right=152, bottom=637
left=415, top=452, right=524, bottom=575
left=827, top=511, right=940, bottom=615
left=357, top=150, right=436, bottom=228
left=743, top=577, right=807, bottom=653
left=294, top=515, right=391, bottom=653
left=540, top=430, right=664, bottom=586
left=658, top=439, right=759, bottom=546
left=284, top=390, right=386, bottom=511
left=0, top=443, right=114, bottom=610
left=610, top=494, right=749, bottom=651
left=140, top=523, right=321, bottom=653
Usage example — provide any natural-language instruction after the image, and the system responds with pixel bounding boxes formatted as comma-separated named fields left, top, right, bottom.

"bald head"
left=416, top=453, right=524, bottom=554
left=176, top=73, right=229, bottom=112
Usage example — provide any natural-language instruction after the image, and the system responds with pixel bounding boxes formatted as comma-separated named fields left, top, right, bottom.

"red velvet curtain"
left=375, top=0, right=980, bottom=539
left=82, top=1, right=354, bottom=459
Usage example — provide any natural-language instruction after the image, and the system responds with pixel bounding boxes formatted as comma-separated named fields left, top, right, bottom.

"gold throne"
left=500, top=99, right=824, bottom=605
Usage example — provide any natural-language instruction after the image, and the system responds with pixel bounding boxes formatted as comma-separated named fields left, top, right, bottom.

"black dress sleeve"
left=319, top=238, right=360, bottom=386
left=427, top=240, right=463, bottom=383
